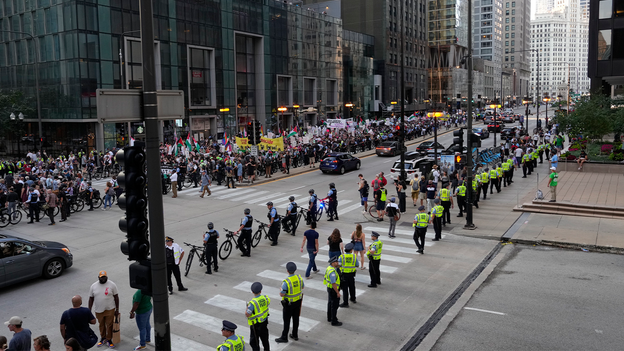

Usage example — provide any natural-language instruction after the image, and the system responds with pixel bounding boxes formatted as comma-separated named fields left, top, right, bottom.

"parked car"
left=472, top=127, right=490, bottom=139
left=320, top=152, right=361, bottom=174
left=500, top=127, right=518, bottom=140
left=375, top=141, right=400, bottom=156
left=0, top=234, right=73, bottom=288
left=487, top=122, right=505, bottom=132
left=415, top=141, right=446, bottom=154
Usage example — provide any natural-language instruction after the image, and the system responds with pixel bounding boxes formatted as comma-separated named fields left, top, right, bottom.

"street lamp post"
left=1, top=30, right=42, bottom=149
left=427, top=112, right=443, bottom=165
left=489, top=103, right=502, bottom=146
left=10, top=112, right=25, bottom=155
left=293, top=104, right=300, bottom=129
left=522, top=96, right=531, bottom=133
left=345, top=103, right=354, bottom=120
left=277, top=106, right=287, bottom=134
left=542, top=96, right=551, bottom=129
left=219, top=108, right=230, bottom=137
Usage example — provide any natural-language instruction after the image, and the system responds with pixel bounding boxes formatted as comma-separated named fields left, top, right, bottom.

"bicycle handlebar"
left=183, top=242, right=204, bottom=249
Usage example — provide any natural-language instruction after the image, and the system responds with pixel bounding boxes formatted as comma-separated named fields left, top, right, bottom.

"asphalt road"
left=0, top=106, right=538, bottom=350
left=430, top=245, right=624, bottom=351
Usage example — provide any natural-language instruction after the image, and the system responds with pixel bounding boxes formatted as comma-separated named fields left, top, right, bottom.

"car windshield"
left=473, top=129, right=481, bottom=132
left=323, top=157, right=337, bottom=161
left=419, top=142, right=433, bottom=147
left=392, top=162, right=414, bottom=169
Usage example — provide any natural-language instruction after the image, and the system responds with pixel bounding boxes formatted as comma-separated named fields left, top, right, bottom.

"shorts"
left=360, top=197, right=368, bottom=205
left=376, top=201, right=386, bottom=211
left=353, top=242, right=364, bottom=251
left=418, top=192, right=426, bottom=200
left=411, top=192, right=419, bottom=200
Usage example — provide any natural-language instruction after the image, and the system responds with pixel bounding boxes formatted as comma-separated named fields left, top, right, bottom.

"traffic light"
left=455, top=154, right=467, bottom=169
left=246, top=122, right=254, bottom=141
left=452, top=129, right=464, bottom=153
left=469, top=133, right=482, bottom=148
left=252, top=120, right=262, bottom=145
left=395, top=125, right=402, bottom=139
left=116, top=146, right=149, bottom=261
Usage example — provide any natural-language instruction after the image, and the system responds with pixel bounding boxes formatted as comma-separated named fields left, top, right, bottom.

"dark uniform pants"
left=307, top=209, right=317, bottom=225
left=457, top=196, right=465, bottom=215
left=284, top=214, right=297, bottom=235
left=280, top=299, right=302, bottom=339
left=328, top=200, right=338, bottom=219
left=503, top=171, right=509, bottom=186
left=166, top=264, right=184, bottom=292
left=481, top=182, right=489, bottom=199
left=204, top=243, right=218, bottom=273
left=414, top=228, right=427, bottom=251
left=269, top=221, right=280, bottom=244
left=341, top=272, right=356, bottom=304
left=441, top=201, right=451, bottom=225
left=327, top=288, right=340, bottom=323
left=250, top=320, right=270, bottom=351
left=368, top=258, right=381, bottom=286
left=28, top=203, right=40, bottom=222
left=239, top=229, right=252, bottom=256
left=433, top=216, right=442, bottom=240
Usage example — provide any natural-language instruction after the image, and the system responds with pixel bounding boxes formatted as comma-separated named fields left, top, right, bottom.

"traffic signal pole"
left=465, top=0, right=476, bottom=230
left=399, top=0, right=406, bottom=181
left=140, top=0, right=171, bottom=349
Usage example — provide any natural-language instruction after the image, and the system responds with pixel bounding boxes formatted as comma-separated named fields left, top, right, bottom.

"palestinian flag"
left=286, top=128, right=297, bottom=138
left=192, top=136, right=201, bottom=151
left=175, top=138, right=183, bottom=156
left=185, top=134, right=193, bottom=150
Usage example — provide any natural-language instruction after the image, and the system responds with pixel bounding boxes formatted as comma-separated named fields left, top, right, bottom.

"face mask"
left=99, top=277, right=108, bottom=284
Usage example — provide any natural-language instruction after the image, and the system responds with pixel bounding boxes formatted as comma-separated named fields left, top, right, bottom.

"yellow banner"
left=235, top=137, right=285, bottom=151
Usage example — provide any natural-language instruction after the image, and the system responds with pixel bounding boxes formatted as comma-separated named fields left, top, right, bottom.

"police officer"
left=326, top=183, right=339, bottom=221
left=307, top=189, right=317, bottom=225
left=481, top=168, right=490, bottom=200
left=324, top=256, right=342, bottom=326
left=86, top=181, right=94, bottom=211
left=438, top=183, right=453, bottom=226
left=267, top=202, right=280, bottom=246
left=431, top=199, right=443, bottom=241
left=203, top=222, right=219, bottom=274
left=235, top=208, right=253, bottom=257
left=413, top=206, right=430, bottom=254
left=454, top=181, right=466, bottom=217
left=218, top=320, right=245, bottom=351
left=502, top=159, right=511, bottom=187
left=339, top=243, right=358, bottom=307
left=489, top=166, right=498, bottom=194
left=284, top=196, right=298, bottom=236
left=275, top=262, right=304, bottom=343
left=367, top=231, right=383, bottom=288
left=246, top=282, right=270, bottom=351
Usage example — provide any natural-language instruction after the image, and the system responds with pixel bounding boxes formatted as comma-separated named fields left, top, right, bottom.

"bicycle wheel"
left=76, top=199, right=85, bottom=212
left=184, top=250, right=195, bottom=277
left=219, top=240, right=233, bottom=260
left=93, top=197, right=102, bottom=209
left=10, top=210, right=22, bottom=225
left=295, top=213, right=302, bottom=228
left=0, top=213, right=10, bottom=228
left=53, top=206, right=60, bottom=217
left=94, top=172, right=102, bottom=181
left=315, top=206, right=324, bottom=222
left=368, top=205, right=379, bottom=218
left=251, top=230, right=262, bottom=248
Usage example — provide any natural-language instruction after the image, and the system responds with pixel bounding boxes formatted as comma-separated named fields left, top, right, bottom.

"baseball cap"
left=550, top=167, right=556, bottom=171
left=98, top=270, right=107, bottom=277
left=4, top=316, right=22, bottom=326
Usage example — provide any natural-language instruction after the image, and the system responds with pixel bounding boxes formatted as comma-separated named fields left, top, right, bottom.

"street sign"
left=250, top=145, right=258, bottom=156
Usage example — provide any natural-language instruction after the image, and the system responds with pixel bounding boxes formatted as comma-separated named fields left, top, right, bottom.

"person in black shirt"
left=6, top=187, right=20, bottom=221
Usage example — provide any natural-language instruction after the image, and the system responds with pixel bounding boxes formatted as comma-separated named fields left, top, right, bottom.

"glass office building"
left=0, top=0, right=373, bottom=154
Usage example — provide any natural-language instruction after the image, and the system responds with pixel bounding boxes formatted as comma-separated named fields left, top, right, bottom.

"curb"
left=509, top=238, right=624, bottom=254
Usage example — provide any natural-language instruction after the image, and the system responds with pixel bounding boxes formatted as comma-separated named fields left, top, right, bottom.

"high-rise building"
left=473, top=0, right=504, bottom=102
left=304, top=0, right=430, bottom=114
left=502, top=0, right=531, bottom=105
left=530, top=0, right=589, bottom=100
left=588, top=0, right=624, bottom=97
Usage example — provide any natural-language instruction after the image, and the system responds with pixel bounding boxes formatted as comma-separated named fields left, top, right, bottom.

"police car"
left=389, top=153, right=434, bottom=179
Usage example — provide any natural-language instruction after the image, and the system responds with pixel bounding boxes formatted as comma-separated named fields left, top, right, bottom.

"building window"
left=511, top=56, right=515, bottom=61
left=511, top=25, right=515, bottom=30
left=506, top=10, right=509, bottom=15
left=326, top=79, right=337, bottom=106
left=511, top=40, right=515, bottom=46
left=512, top=9, right=515, bottom=15
left=505, top=33, right=509, bottom=38
left=512, top=1, right=515, bottom=7
left=125, top=39, right=161, bottom=90
left=277, top=75, right=292, bottom=107
left=188, top=46, right=214, bottom=107
left=505, top=41, right=509, bottom=46
left=505, top=25, right=509, bottom=31
left=506, top=2, right=509, bottom=8
left=505, top=18, right=509, bottom=23
left=303, top=78, right=316, bottom=106
left=511, top=33, right=515, bottom=38
left=511, top=17, right=515, bottom=23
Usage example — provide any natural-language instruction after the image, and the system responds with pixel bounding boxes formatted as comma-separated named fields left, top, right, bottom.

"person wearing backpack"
left=410, top=176, right=420, bottom=206
left=358, top=174, right=370, bottom=213
left=374, top=184, right=387, bottom=222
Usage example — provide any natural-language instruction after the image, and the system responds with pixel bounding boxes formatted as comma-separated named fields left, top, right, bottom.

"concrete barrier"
left=558, top=160, right=624, bottom=174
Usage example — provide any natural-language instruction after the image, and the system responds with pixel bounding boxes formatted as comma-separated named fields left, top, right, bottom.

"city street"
left=1, top=107, right=543, bottom=350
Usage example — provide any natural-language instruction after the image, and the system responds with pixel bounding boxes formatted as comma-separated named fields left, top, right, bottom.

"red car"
left=487, top=122, right=504, bottom=132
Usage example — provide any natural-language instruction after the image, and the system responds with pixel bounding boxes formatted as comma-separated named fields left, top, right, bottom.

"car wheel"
left=43, top=258, right=65, bottom=279
left=356, top=162, right=361, bottom=170
left=339, top=166, right=345, bottom=174
left=321, top=170, right=328, bottom=174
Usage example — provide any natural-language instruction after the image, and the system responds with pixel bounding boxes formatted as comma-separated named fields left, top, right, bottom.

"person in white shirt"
left=170, top=171, right=178, bottom=198
left=88, top=271, right=119, bottom=348
left=165, top=236, right=188, bottom=294
left=385, top=198, right=400, bottom=238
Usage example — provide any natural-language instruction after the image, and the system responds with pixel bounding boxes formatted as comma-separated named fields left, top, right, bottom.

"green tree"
left=553, top=92, right=613, bottom=140
left=0, top=90, right=36, bottom=139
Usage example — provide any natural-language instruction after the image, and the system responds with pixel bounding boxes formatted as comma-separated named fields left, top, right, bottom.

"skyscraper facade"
left=502, top=0, right=531, bottom=104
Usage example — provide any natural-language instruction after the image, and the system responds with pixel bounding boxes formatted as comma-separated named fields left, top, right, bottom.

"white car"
left=389, top=155, right=434, bottom=180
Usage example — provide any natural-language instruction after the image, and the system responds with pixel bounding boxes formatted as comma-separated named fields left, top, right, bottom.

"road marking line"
left=245, top=192, right=284, bottom=204
left=464, top=307, right=506, bottom=315
left=217, top=188, right=256, bottom=199
left=257, top=269, right=366, bottom=296
left=365, top=227, right=448, bottom=240
left=289, top=185, right=306, bottom=191
left=205, top=295, right=319, bottom=332
left=234, top=191, right=269, bottom=202
left=313, top=247, right=412, bottom=263
left=384, top=159, right=396, bottom=163
left=233, top=281, right=327, bottom=311
left=338, top=203, right=364, bottom=216
left=135, top=329, right=208, bottom=351
left=174, top=310, right=287, bottom=351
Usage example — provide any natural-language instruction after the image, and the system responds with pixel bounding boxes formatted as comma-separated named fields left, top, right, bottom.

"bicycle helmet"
left=289, top=196, right=295, bottom=202
left=244, top=208, right=251, bottom=214
left=329, top=182, right=335, bottom=188
left=266, top=201, right=273, bottom=206
left=309, top=189, right=315, bottom=194
left=207, top=222, right=214, bottom=230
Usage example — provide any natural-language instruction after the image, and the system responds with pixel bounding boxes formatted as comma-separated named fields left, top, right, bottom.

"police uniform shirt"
left=287, top=202, right=297, bottom=216
left=219, top=335, right=244, bottom=351
left=204, top=230, right=219, bottom=244
left=270, top=208, right=278, bottom=222
left=241, top=215, right=253, bottom=230
left=338, top=255, right=359, bottom=268
left=281, top=274, right=305, bottom=295
left=327, top=269, right=338, bottom=285
left=327, top=189, right=334, bottom=198
left=309, top=194, right=317, bottom=207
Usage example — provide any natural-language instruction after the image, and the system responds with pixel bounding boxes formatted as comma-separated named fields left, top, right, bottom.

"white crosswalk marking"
left=313, top=247, right=412, bottom=263
left=236, top=191, right=269, bottom=202
left=205, top=295, right=319, bottom=332
left=245, top=192, right=284, bottom=204
left=364, top=226, right=448, bottom=240
left=338, top=202, right=364, bottom=216
left=135, top=329, right=209, bottom=351
left=217, top=188, right=256, bottom=199
left=174, top=310, right=287, bottom=351
left=271, top=194, right=304, bottom=208
left=233, top=281, right=327, bottom=312
left=257, top=269, right=366, bottom=296
left=283, top=260, right=397, bottom=275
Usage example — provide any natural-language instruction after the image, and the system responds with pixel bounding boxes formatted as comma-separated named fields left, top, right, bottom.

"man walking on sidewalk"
left=548, top=167, right=558, bottom=202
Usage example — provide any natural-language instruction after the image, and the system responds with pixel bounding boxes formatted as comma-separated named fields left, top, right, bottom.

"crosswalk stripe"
left=270, top=194, right=303, bottom=208
left=313, top=247, right=412, bottom=263
left=245, top=192, right=284, bottom=205
left=205, top=295, right=319, bottom=332
left=364, top=226, right=448, bottom=240
left=234, top=281, right=327, bottom=312
left=135, top=328, right=208, bottom=351
left=338, top=202, right=364, bottom=216
left=236, top=191, right=269, bottom=202
left=283, top=260, right=397, bottom=275
left=174, top=310, right=287, bottom=351
left=217, top=188, right=256, bottom=199
left=257, top=269, right=366, bottom=297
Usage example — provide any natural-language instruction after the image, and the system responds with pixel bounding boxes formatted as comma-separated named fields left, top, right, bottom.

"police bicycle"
left=219, top=228, right=242, bottom=260
left=368, top=202, right=401, bottom=220
left=183, top=242, right=207, bottom=277
left=252, top=219, right=272, bottom=247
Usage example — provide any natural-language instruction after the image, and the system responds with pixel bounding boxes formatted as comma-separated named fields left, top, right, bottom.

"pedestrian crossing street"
left=139, top=226, right=449, bottom=350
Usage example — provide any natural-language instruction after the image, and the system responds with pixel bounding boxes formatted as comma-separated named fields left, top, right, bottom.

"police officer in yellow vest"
left=324, top=256, right=343, bottom=326
left=472, top=178, right=480, bottom=209
left=275, top=262, right=304, bottom=344
left=431, top=199, right=444, bottom=241
left=502, top=159, right=511, bottom=187
left=339, top=243, right=359, bottom=307
left=454, top=181, right=466, bottom=217
left=481, top=168, right=490, bottom=200
left=218, top=320, right=245, bottom=351
left=413, top=206, right=430, bottom=254
left=367, top=231, right=383, bottom=288
left=245, top=282, right=271, bottom=351
left=438, top=183, right=454, bottom=226
left=489, top=166, right=498, bottom=194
